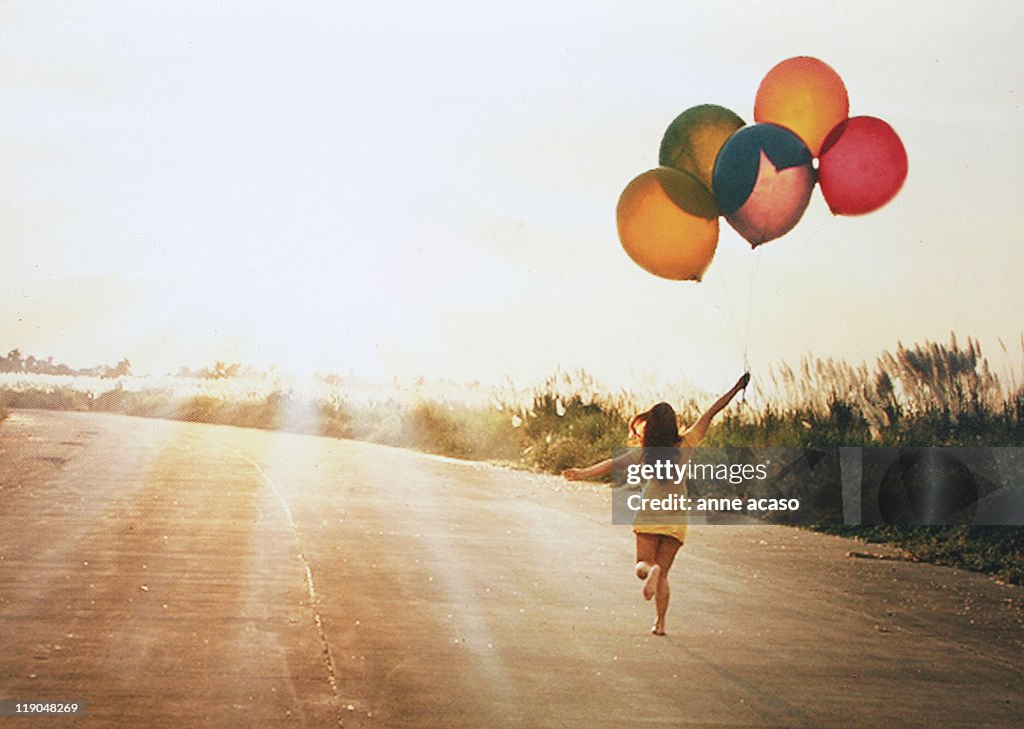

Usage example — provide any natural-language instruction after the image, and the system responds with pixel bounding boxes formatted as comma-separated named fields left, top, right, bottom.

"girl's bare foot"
left=642, top=564, right=661, bottom=600
left=651, top=624, right=666, bottom=636
left=635, top=561, right=651, bottom=580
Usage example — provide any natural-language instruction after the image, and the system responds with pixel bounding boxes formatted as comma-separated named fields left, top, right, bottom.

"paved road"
left=0, top=410, right=1021, bottom=728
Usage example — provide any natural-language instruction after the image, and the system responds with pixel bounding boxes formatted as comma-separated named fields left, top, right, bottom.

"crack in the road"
left=236, top=451, right=346, bottom=727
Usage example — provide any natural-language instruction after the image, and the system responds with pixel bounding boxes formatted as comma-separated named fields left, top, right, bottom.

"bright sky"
left=2, top=1, right=1022, bottom=392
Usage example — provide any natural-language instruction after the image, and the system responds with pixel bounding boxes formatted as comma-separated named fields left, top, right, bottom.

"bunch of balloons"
left=617, top=56, right=908, bottom=281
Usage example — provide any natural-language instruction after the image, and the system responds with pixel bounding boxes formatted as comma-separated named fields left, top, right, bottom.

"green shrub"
left=520, top=393, right=628, bottom=473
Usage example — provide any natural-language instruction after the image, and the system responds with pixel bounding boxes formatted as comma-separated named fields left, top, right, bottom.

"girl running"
left=562, top=373, right=749, bottom=635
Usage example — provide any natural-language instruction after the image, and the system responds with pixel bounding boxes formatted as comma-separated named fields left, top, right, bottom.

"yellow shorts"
left=632, top=521, right=687, bottom=545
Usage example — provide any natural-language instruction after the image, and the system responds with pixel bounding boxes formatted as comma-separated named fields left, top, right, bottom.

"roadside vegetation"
left=1, top=335, right=1022, bottom=584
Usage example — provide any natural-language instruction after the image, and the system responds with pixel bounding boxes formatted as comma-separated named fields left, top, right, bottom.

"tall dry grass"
left=2, top=334, right=1022, bottom=456
left=757, top=334, right=1022, bottom=447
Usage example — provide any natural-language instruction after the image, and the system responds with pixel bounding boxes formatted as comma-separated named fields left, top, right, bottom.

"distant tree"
left=1, top=349, right=23, bottom=372
left=99, top=358, right=131, bottom=378
left=320, top=373, right=344, bottom=387
left=201, top=361, right=242, bottom=379
left=112, top=358, right=132, bottom=377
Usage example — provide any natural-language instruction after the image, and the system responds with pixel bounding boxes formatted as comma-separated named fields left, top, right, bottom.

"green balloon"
left=659, top=104, right=745, bottom=199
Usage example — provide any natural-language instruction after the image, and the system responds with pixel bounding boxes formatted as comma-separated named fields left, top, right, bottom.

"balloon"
left=659, top=104, right=744, bottom=197
left=616, top=168, right=719, bottom=281
left=712, top=124, right=816, bottom=247
left=818, top=116, right=908, bottom=215
left=754, top=56, right=849, bottom=158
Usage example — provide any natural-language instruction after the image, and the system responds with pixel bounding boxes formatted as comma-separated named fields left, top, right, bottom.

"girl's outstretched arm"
left=562, top=450, right=639, bottom=481
left=682, top=372, right=749, bottom=446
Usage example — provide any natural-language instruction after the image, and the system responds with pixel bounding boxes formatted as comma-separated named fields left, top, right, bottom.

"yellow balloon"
left=616, top=168, right=719, bottom=281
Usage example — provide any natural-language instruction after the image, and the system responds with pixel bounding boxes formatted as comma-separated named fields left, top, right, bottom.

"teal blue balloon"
left=712, top=124, right=816, bottom=247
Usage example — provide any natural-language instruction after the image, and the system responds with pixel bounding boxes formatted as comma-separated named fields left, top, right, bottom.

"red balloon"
left=818, top=116, right=908, bottom=215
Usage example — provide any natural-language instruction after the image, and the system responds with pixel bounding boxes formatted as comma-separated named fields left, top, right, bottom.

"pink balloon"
left=725, top=151, right=816, bottom=247
left=818, top=116, right=908, bottom=216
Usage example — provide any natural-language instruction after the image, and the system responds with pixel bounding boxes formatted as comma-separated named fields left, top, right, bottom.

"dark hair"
left=630, top=402, right=681, bottom=468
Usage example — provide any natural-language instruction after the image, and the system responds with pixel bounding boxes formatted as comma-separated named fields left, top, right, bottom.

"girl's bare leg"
left=643, top=564, right=661, bottom=601
left=651, top=536, right=682, bottom=635
left=652, top=575, right=670, bottom=634
left=634, top=533, right=658, bottom=580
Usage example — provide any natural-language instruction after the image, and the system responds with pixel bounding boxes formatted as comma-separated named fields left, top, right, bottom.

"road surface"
left=0, top=410, right=1021, bottom=727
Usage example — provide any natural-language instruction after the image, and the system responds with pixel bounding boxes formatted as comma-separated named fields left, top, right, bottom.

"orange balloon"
left=616, top=168, right=718, bottom=281
left=754, top=56, right=849, bottom=157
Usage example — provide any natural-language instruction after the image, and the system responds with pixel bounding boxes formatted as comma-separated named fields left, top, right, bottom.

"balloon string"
left=706, top=260, right=748, bottom=367
left=742, top=246, right=762, bottom=374
left=751, top=212, right=830, bottom=333
left=712, top=297, right=747, bottom=364
left=710, top=291, right=748, bottom=407
left=741, top=351, right=749, bottom=407
left=738, top=210, right=832, bottom=411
